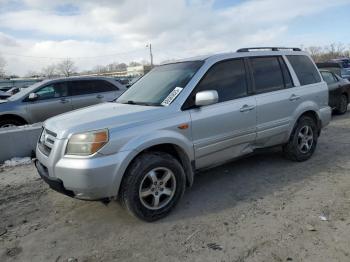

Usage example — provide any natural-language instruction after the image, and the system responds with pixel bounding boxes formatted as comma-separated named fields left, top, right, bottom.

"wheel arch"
left=133, top=143, right=194, bottom=187
left=113, top=141, right=195, bottom=198
left=289, top=109, right=321, bottom=138
left=0, top=114, right=28, bottom=125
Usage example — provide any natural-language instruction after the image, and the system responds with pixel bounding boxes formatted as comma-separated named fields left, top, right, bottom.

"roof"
left=162, top=47, right=307, bottom=65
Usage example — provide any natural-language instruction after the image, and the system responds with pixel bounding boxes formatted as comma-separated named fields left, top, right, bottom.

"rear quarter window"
left=287, top=55, right=321, bottom=86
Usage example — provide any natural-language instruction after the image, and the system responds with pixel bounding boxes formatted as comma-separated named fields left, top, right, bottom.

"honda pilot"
left=35, top=47, right=331, bottom=221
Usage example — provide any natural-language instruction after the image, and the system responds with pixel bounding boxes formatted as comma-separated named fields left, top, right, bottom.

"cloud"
left=0, top=32, right=19, bottom=46
left=0, top=0, right=349, bottom=75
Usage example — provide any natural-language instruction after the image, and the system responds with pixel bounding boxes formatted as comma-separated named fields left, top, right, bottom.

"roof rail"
left=237, top=47, right=302, bottom=52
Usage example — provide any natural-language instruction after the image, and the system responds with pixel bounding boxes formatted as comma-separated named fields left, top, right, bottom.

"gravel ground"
left=1, top=112, right=350, bottom=262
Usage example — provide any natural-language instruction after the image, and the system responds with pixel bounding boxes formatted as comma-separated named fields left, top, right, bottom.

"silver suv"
left=0, top=76, right=126, bottom=127
left=35, top=47, right=331, bottom=221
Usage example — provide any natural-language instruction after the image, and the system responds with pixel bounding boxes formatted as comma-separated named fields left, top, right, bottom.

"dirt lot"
left=1, top=113, right=350, bottom=262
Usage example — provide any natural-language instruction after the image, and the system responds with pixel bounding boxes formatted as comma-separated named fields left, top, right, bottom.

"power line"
left=0, top=48, right=147, bottom=60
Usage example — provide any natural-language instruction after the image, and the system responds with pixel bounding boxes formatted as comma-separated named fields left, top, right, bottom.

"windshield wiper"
left=121, top=100, right=162, bottom=106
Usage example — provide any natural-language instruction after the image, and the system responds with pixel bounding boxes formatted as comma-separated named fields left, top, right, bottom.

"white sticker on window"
left=161, top=87, right=183, bottom=106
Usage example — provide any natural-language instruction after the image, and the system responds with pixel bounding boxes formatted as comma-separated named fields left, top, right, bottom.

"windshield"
left=117, top=61, right=203, bottom=106
left=8, top=80, right=45, bottom=101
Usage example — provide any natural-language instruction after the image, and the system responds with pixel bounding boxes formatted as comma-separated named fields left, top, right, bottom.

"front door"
left=26, top=82, right=72, bottom=123
left=187, top=58, right=257, bottom=169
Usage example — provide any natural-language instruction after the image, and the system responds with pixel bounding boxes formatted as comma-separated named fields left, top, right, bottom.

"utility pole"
left=146, top=43, right=153, bottom=67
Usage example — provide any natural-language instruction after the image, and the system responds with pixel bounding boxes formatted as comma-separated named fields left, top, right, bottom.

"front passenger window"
left=195, top=59, right=248, bottom=103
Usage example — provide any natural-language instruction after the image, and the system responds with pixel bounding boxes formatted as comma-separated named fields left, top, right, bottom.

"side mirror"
left=195, top=90, right=219, bottom=107
left=28, top=93, right=39, bottom=101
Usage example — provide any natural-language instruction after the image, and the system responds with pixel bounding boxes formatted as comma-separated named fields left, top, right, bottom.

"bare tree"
left=57, top=58, right=77, bottom=77
left=0, top=55, right=6, bottom=78
left=25, top=70, right=40, bottom=78
left=305, top=43, right=350, bottom=62
left=93, top=65, right=106, bottom=75
left=41, top=64, right=57, bottom=79
left=129, top=61, right=141, bottom=67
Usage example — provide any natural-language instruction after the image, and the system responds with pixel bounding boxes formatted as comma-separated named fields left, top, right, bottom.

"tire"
left=0, top=118, right=24, bottom=128
left=120, top=152, right=186, bottom=222
left=335, top=94, right=348, bottom=115
left=283, top=116, right=318, bottom=162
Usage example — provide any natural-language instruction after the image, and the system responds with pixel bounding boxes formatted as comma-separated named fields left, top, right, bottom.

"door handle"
left=240, top=104, right=255, bottom=112
left=96, top=94, right=104, bottom=99
left=289, top=94, right=301, bottom=101
left=60, top=98, right=69, bottom=104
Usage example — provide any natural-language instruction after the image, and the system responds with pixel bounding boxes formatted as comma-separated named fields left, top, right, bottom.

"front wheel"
left=283, top=116, right=318, bottom=162
left=120, top=152, right=186, bottom=222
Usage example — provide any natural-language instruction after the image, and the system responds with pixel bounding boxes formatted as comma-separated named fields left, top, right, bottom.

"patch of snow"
left=2, top=157, right=32, bottom=167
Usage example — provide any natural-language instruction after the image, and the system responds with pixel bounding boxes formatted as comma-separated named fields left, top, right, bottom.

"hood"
left=44, top=102, right=167, bottom=139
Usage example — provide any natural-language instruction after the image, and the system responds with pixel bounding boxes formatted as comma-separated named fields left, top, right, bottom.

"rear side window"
left=69, top=80, right=118, bottom=96
left=94, top=80, right=119, bottom=92
left=287, top=55, right=321, bottom=85
left=195, top=59, right=248, bottom=103
left=250, top=56, right=285, bottom=93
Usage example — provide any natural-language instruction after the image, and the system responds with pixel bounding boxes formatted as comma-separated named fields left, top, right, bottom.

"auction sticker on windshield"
left=161, top=87, right=183, bottom=106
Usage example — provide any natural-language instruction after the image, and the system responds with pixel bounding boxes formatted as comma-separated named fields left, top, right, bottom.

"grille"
left=38, top=128, right=57, bottom=156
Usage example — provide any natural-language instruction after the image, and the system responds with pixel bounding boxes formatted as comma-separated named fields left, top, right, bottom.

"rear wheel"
left=120, top=152, right=186, bottom=222
left=0, top=118, right=25, bottom=128
left=283, top=116, right=318, bottom=162
left=335, top=94, right=348, bottom=115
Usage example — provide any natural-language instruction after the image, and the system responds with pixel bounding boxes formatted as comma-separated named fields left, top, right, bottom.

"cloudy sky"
left=0, top=0, right=349, bottom=76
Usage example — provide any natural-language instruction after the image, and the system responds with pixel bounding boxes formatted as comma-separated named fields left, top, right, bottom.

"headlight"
left=66, top=129, right=109, bottom=156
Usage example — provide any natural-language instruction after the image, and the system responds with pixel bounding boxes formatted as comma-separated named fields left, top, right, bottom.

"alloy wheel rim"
left=297, top=125, right=314, bottom=153
left=139, top=167, right=176, bottom=210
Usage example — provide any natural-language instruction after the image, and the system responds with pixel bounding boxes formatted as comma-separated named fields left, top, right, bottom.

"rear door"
left=249, top=56, right=300, bottom=146
left=69, top=80, right=121, bottom=110
left=91, top=79, right=122, bottom=102
left=25, top=82, right=72, bottom=123
left=187, top=58, right=257, bottom=169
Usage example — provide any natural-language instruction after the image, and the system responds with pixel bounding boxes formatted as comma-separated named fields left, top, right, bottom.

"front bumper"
left=36, top=143, right=133, bottom=200
left=35, top=160, right=75, bottom=198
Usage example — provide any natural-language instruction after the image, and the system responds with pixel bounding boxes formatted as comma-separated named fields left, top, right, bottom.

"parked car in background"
left=320, top=69, right=350, bottom=114
left=0, top=86, right=13, bottom=92
left=126, top=76, right=141, bottom=88
left=6, top=87, right=22, bottom=95
left=0, top=78, right=42, bottom=92
left=0, top=90, right=11, bottom=99
left=317, top=59, right=350, bottom=80
left=0, top=76, right=126, bottom=127
left=35, top=47, right=331, bottom=221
